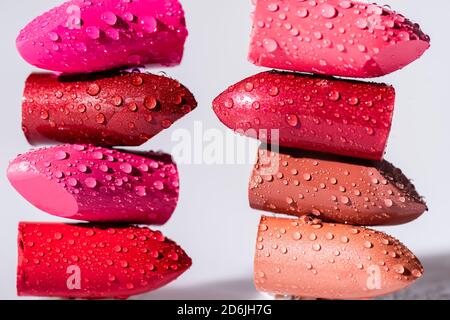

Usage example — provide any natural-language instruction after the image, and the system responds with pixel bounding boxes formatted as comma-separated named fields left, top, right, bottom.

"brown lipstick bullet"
left=249, top=146, right=427, bottom=226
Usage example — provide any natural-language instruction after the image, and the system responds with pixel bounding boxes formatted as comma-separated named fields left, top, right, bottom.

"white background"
left=0, top=0, right=449, bottom=299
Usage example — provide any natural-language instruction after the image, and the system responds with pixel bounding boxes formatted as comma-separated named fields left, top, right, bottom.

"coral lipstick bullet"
left=254, top=216, right=423, bottom=300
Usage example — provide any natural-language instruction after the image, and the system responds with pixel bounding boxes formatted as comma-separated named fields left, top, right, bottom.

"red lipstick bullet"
left=23, top=72, right=197, bottom=147
left=18, top=223, right=192, bottom=299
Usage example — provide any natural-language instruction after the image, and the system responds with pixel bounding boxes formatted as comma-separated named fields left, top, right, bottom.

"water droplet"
left=96, top=113, right=106, bottom=124
left=340, top=196, right=350, bottom=205
left=293, top=232, right=302, bottom=240
left=365, top=127, right=375, bottom=135
left=356, top=18, right=368, bottom=29
left=314, top=31, right=323, bottom=39
left=67, top=178, right=78, bottom=187
left=364, top=241, right=373, bottom=249
left=252, top=101, right=260, bottom=109
left=135, top=186, right=147, bottom=197
left=48, top=32, right=59, bottom=41
left=112, top=96, right=123, bottom=106
left=161, top=119, right=172, bottom=128
left=384, top=199, right=393, bottom=207
left=120, top=163, right=133, bottom=174
left=286, top=114, right=299, bottom=127
left=263, top=38, right=278, bottom=53
left=140, top=16, right=158, bottom=33
left=327, top=90, right=340, bottom=101
left=77, top=164, right=88, bottom=173
left=55, top=151, right=68, bottom=160
left=339, top=1, right=352, bottom=9
left=93, top=151, right=103, bottom=160
left=153, top=231, right=165, bottom=242
left=77, top=104, right=87, bottom=113
left=348, top=97, right=360, bottom=105
left=132, top=75, right=144, bottom=86
left=124, top=283, right=134, bottom=289
left=87, top=84, right=101, bottom=96
left=393, top=264, right=405, bottom=274
left=86, top=26, right=100, bottom=39
left=123, top=12, right=134, bottom=22
left=412, top=269, right=422, bottom=278
left=267, top=3, right=279, bottom=12
left=225, top=98, right=234, bottom=109
left=245, top=82, right=254, bottom=92
left=84, top=178, right=97, bottom=189
left=297, top=8, right=309, bottom=18
left=101, top=11, right=117, bottom=25
left=144, top=96, right=158, bottom=110
left=154, top=181, right=164, bottom=190
left=106, top=28, right=120, bottom=40
left=321, top=4, right=337, bottom=18
left=269, top=86, right=279, bottom=96
left=127, top=102, right=138, bottom=112
left=40, top=110, right=49, bottom=120
left=169, top=252, right=179, bottom=261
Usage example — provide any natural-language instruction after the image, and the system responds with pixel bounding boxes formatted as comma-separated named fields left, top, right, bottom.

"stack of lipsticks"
left=8, top=0, right=196, bottom=299
left=213, top=0, right=430, bottom=299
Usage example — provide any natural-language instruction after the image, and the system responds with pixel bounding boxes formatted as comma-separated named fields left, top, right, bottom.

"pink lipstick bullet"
left=249, top=0, right=430, bottom=78
left=8, top=145, right=179, bottom=225
left=17, top=0, right=188, bottom=73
